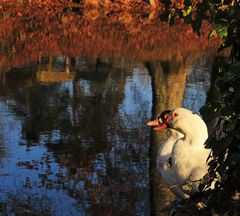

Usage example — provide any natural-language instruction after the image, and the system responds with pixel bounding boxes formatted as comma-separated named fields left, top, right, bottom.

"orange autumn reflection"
left=0, top=1, right=220, bottom=73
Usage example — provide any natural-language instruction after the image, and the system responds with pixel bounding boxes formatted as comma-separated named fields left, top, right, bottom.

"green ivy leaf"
left=182, top=5, right=192, bottom=17
left=215, top=24, right=228, bottom=39
left=208, top=29, right=217, bottom=39
left=182, top=181, right=192, bottom=191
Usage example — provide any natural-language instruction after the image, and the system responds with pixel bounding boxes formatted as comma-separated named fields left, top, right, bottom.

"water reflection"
left=0, top=57, right=152, bottom=215
left=183, top=57, right=213, bottom=113
left=0, top=4, right=218, bottom=215
left=0, top=54, right=214, bottom=215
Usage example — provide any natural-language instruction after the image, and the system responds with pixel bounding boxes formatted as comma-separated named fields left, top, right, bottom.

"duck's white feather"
left=170, top=107, right=210, bottom=196
left=156, top=107, right=210, bottom=198
left=157, top=129, right=189, bottom=199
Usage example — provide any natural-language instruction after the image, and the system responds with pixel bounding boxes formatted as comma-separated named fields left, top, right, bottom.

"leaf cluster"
left=161, top=0, right=240, bottom=57
left=199, top=57, right=240, bottom=214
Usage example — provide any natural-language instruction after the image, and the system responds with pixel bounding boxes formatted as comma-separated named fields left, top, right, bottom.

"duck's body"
left=156, top=129, right=188, bottom=198
left=169, top=108, right=210, bottom=195
left=171, top=137, right=210, bottom=195
left=148, top=107, right=210, bottom=198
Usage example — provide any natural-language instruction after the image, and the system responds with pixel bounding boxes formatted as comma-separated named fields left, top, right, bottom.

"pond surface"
left=0, top=58, right=153, bottom=215
left=0, top=5, right=217, bottom=216
left=0, top=55, right=213, bottom=216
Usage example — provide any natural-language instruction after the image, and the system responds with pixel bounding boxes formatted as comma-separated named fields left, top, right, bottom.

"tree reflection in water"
left=0, top=57, right=152, bottom=215
left=0, top=54, right=213, bottom=215
left=0, top=4, right=218, bottom=215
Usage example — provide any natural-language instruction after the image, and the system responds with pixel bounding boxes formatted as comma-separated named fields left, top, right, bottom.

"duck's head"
left=166, top=107, right=208, bottom=136
left=148, top=107, right=208, bottom=141
left=147, top=110, right=171, bottom=130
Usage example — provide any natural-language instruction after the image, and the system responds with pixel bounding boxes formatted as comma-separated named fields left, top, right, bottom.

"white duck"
left=148, top=110, right=186, bottom=199
left=148, top=107, right=210, bottom=198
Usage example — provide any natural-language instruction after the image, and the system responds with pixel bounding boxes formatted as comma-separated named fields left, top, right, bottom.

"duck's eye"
left=173, top=113, right=178, bottom=117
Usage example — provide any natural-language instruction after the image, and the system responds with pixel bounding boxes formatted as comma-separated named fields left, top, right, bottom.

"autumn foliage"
left=0, top=0, right=220, bottom=72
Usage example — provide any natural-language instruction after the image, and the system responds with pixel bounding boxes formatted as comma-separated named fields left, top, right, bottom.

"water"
left=0, top=55, right=213, bottom=216
left=0, top=5, right=217, bottom=215
left=0, top=58, right=153, bottom=215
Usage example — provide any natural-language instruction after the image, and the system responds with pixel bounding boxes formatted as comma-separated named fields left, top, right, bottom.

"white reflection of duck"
left=148, top=107, right=210, bottom=199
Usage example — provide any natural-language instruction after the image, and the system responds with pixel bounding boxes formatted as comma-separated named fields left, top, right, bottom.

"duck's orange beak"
left=147, top=119, right=168, bottom=131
